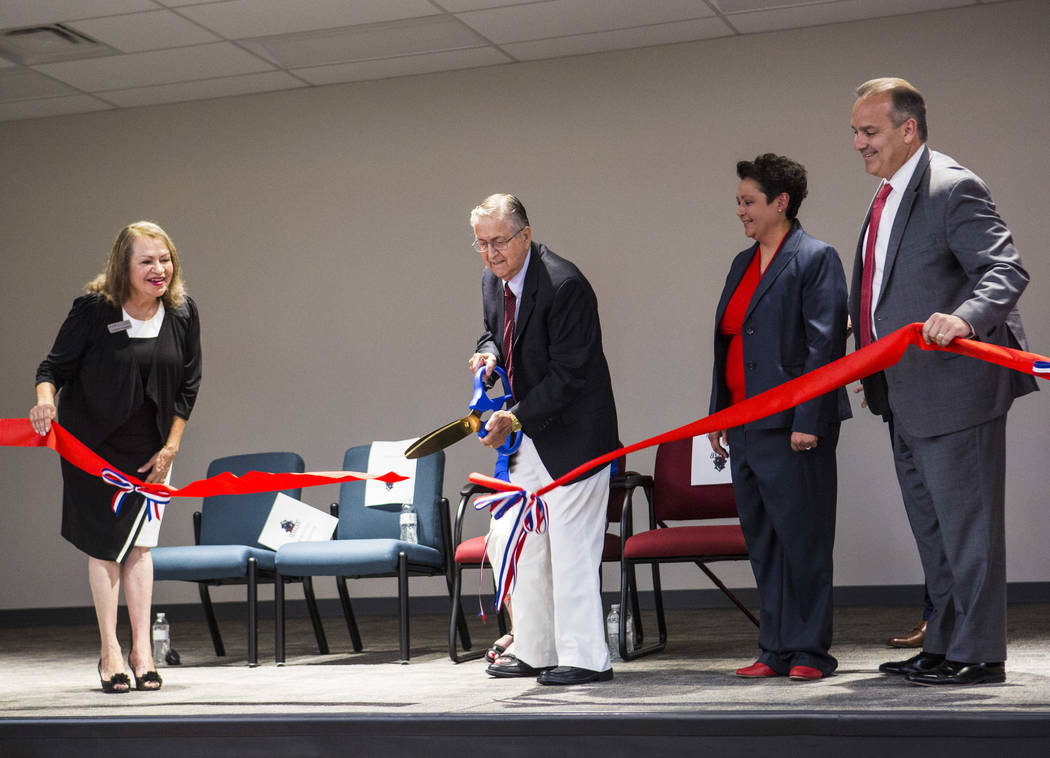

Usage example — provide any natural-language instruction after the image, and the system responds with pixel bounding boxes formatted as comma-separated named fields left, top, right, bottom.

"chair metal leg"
left=694, top=560, right=759, bottom=627
left=302, top=576, right=329, bottom=654
left=247, top=557, right=258, bottom=667
left=336, top=576, right=363, bottom=651
left=398, top=552, right=410, bottom=662
left=620, top=561, right=666, bottom=661
left=448, top=563, right=486, bottom=663
left=274, top=571, right=285, bottom=665
left=197, top=583, right=225, bottom=657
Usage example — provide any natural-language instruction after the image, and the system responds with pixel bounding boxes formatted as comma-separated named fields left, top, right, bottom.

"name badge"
left=107, top=319, right=132, bottom=334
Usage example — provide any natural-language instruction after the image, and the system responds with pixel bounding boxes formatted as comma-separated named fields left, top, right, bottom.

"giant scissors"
left=404, top=365, right=523, bottom=459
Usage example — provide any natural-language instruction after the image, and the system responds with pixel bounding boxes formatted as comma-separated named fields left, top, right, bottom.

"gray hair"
left=470, top=193, right=530, bottom=229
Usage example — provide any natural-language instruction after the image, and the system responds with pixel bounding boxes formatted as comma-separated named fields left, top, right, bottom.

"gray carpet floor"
left=1, top=604, right=1047, bottom=719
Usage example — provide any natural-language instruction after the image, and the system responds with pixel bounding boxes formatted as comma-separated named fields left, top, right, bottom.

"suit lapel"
left=744, top=222, right=802, bottom=321
left=878, top=146, right=929, bottom=300
left=512, top=243, right=539, bottom=349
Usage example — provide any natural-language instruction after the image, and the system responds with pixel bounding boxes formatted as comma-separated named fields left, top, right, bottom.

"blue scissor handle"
left=472, top=365, right=522, bottom=455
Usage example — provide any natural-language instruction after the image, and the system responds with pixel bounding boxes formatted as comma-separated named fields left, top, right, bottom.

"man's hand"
left=468, top=352, right=497, bottom=377
left=708, top=430, right=728, bottom=459
left=790, top=432, right=819, bottom=452
left=922, top=313, right=971, bottom=346
left=481, top=410, right=515, bottom=449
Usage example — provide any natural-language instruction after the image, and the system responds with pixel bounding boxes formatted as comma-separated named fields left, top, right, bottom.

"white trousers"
left=486, top=435, right=611, bottom=672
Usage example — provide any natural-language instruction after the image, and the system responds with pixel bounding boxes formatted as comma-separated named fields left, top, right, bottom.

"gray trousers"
left=890, top=414, right=1008, bottom=663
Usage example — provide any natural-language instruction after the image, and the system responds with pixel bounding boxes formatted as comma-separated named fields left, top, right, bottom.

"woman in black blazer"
left=708, top=155, right=850, bottom=681
left=31, top=221, right=202, bottom=693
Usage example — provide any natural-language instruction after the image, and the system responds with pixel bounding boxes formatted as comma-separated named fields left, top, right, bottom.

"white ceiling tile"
left=176, top=0, right=438, bottom=39
left=0, top=56, right=15, bottom=67
left=99, top=70, right=305, bottom=107
left=242, top=16, right=487, bottom=68
left=68, top=11, right=222, bottom=53
left=0, top=67, right=79, bottom=101
left=457, top=0, right=716, bottom=44
left=728, top=0, right=975, bottom=34
left=33, top=42, right=274, bottom=91
left=0, top=93, right=111, bottom=120
left=712, top=0, right=823, bottom=12
left=0, top=1, right=155, bottom=29
left=294, top=46, right=511, bottom=85
left=503, top=16, right=733, bottom=60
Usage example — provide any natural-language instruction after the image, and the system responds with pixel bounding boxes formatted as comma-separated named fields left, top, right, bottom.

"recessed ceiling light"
left=0, top=24, right=119, bottom=66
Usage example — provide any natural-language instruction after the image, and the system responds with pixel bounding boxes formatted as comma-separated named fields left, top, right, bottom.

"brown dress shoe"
left=887, top=620, right=926, bottom=648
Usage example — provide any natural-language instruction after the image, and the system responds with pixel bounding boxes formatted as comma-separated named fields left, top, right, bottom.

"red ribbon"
left=0, top=419, right=408, bottom=497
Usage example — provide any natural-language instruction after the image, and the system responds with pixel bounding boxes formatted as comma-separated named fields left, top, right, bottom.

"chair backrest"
left=336, top=444, right=445, bottom=553
left=199, top=452, right=306, bottom=548
left=652, top=438, right=737, bottom=522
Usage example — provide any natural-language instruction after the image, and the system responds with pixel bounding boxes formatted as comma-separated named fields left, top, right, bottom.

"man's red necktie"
left=503, top=286, right=516, bottom=399
left=859, top=182, right=894, bottom=347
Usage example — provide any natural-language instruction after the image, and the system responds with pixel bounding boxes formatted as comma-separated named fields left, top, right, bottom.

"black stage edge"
left=3, top=712, right=1050, bottom=758
left=3, top=581, right=1047, bottom=628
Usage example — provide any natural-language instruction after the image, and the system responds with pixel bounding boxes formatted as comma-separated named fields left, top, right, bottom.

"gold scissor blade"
left=403, top=413, right=482, bottom=459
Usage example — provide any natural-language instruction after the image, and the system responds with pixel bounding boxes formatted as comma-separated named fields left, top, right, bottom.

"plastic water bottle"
left=399, top=503, right=418, bottom=544
left=152, top=612, right=170, bottom=663
left=606, top=604, right=621, bottom=660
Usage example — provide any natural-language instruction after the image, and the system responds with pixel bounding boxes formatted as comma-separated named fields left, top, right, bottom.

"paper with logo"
left=364, top=439, right=417, bottom=507
left=258, top=492, right=338, bottom=550
left=690, top=435, right=732, bottom=485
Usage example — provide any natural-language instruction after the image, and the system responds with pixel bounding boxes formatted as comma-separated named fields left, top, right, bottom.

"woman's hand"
left=790, top=432, right=818, bottom=452
left=708, top=430, right=729, bottom=459
left=29, top=402, right=56, bottom=436
left=138, top=445, right=177, bottom=484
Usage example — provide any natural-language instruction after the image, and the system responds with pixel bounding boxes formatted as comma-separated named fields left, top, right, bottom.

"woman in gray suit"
left=708, top=154, right=850, bottom=681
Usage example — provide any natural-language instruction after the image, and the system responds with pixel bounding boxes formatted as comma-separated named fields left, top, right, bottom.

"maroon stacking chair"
left=617, top=437, right=758, bottom=661
left=447, top=456, right=638, bottom=663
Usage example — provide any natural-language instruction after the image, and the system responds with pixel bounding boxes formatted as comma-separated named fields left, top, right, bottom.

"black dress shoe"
left=906, top=660, right=1005, bottom=686
left=486, top=655, right=549, bottom=678
left=878, top=651, right=945, bottom=675
left=536, top=666, right=613, bottom=686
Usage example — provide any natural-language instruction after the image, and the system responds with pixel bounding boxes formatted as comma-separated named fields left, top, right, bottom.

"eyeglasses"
left=472, top=227, right=525, bottom=253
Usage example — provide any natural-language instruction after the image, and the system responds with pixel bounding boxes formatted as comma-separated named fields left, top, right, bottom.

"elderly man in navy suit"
left=468, top=194, right=619, bottom=686
left=848, top=77, right=1037, bottom=685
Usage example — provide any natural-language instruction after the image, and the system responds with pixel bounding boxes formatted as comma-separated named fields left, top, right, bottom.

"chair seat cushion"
left=152, top=545, right=275, bottom=580
left=276, top=539, right=444, bottom=577
left=456, top=532, right=621, bottom=565
left=623, top=525, right=747, bottom=561
left=454, top=535, right=487, bottom=565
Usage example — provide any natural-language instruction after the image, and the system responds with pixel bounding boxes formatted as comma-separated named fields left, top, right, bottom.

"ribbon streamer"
left=466, top=322, right=1049, bottom=605
left=471, top=473, right=548, bottom=611
left=0, top=419, right=408, bottom=499
left=101, top=467, right=170, bottom=520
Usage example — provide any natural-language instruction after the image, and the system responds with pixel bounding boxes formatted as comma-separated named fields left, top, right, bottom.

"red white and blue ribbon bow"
left=101, top=467, right=171, bottom=521
left=472, top=473, right=548, bottom=610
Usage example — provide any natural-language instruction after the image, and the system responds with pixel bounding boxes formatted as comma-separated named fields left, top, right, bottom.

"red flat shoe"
left=789, top=665, right=824, bottom=680
left=736, top=661, right=780, bottom=678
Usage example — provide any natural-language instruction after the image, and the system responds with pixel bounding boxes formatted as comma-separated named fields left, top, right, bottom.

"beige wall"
left=1, top=0, right=1047, bottom=610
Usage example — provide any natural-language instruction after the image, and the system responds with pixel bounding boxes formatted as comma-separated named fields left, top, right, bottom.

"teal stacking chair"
left=152, top=451, right=328, bottom=666
left=274, top=444, right=459, bottom=663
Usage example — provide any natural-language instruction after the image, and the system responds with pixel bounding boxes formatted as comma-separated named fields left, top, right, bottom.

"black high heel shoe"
left=133, top=669, right=163, bottom=691
left=98, top=660, right=131, bottom=694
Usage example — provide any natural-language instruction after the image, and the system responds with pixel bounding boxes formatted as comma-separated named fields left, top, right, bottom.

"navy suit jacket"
left=847, top=147, right=1037, bottom=437
left=477, top=242, right=618, bottom=481
left=710, top=221, right=851, bottom=435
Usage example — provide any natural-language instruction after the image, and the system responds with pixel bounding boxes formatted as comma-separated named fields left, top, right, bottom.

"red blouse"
left=718, top=235, right=787, bottom=405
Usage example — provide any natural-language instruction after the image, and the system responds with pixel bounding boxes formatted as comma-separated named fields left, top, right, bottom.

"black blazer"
left=36, top=293, right=202, bottom=448
left=710, top=221, right=851, bottom=435
left=477, top=242, right=618, bottom=481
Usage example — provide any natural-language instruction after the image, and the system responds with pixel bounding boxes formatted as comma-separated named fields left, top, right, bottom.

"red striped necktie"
left=859, top=182, right=894, bottom=347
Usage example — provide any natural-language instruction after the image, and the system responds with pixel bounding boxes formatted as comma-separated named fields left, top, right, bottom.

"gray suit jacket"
left=848, top=147, right=1037, bottom=437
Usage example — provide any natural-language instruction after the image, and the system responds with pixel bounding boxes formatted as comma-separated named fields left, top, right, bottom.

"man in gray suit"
left=847, top=77, right=1037, bottom=686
